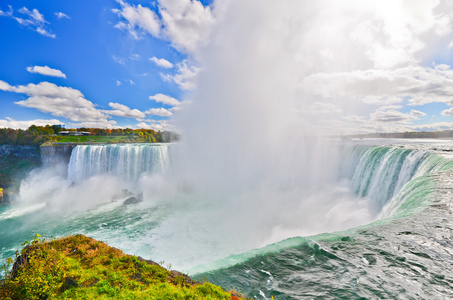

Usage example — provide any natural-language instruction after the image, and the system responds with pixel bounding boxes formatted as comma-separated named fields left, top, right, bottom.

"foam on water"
left=0, top=203, right=46, bottom=221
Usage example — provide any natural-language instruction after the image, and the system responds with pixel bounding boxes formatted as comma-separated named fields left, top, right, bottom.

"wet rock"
left=136, top=256, right=197, bottom=286
left=61, top=277, right=79, bottom=291
left=170, top=270, right=197, bottom=286
left=123, top=196, right=142, bottom=205
left=10, top=247, right=31, bottom=279
left=112, top=189, right=134, bottom=201
left=0, top=145, right=40, bottom=158
left=137, top=256, right=160, bottom=266
left=40, top=144, right=75, bottom=165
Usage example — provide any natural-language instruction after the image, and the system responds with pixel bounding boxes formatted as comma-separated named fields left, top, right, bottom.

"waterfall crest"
left=67, top=144, right=170, bottom=183
left=344, top=145, right=453, bottom=213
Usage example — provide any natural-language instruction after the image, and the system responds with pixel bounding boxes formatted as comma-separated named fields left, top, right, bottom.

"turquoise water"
left=2, top=142, right=453, bottom=298
left=198, top=145, right=453, bottom=298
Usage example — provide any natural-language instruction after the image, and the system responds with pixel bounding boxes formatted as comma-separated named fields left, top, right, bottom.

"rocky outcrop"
left=0, top=145, right=40, bottom=158
left=123, top=193, right=144, bottom=205
left=1, top=235, right=239, bottom=299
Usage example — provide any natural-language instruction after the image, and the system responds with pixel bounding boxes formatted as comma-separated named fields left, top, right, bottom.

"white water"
left=343, top=144, right=453, bottom=216
left=0, top=142, right=370, bottom=270
left=7, top=141, right=451, bottom=272
left=68, top=144, right=170, bottom=183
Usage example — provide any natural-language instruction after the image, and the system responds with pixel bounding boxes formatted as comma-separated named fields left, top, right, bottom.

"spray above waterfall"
left=154, top=0, right=453, bottom=249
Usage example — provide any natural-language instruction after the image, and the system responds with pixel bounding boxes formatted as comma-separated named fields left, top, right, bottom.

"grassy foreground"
left=0, top=235, right=242, bottom=300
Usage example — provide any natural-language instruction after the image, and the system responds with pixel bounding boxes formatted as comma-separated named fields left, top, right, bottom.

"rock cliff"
left=40, top=144, right=75, bottom=165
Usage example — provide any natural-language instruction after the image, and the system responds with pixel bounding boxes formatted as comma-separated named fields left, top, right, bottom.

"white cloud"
left=106, top=102, right=146, bottom=119
left=0, top=80, right=13, bottom=91
left=55, top=12, right=70, bottom=20
left=378, top=105, right=403, bottom=111
left=0, top=117, right=63, bottom=130
left=150, top=57, right=174, bottom=68
left=323, top=106, right=427, bottom=135
left=0, top=6, right=13, bottom=17
left=145, top=108, right=173, bottom=117
left=116, top=80, right=122, bottom=86
left=322, top=116, right=410, bottom=135
left=69, top=120, right=118, bottom=129
left=411, top=122, right=453, bottom=131
left=35, top=27, right=54, bottom=38
left=130, top=53, right=140, bottom=60
left=410, top=110, right=427, bottom=117
left=136, top=119, right=171, bottom=131
left=161, top=60, right=199, bottom=90
left=112, top=0, right=214, bottom=53
left=18, top=7, right=45, bottom=23
left=370, top=109, right=423, bottom=123
left=449, top=41, right=453, bottom=49
left=112, top=0, right=161, bottom=39
left=26, top=65, right=67, bottom=78
left=2, top=81, right=155, bottom=124
left=301, top=65, right=453, bottom=108
left=136, top=122, right=159, bottom=130
left=169, top=106, right=183, bottom=112
left=441, top=107, right=453, bottom=116
left=158, top=0, right=215, bottom=53
left=112, top=55, right=126, bottom=65
left=16, top=96, right=106, bottom=122
left=149, top=93, right=180, bottom=106
left=128, top=79, right=135, bottom=85
left=0, top=81, right=109, bottom=122
left=12, top=82, right=83, bottom=99
left=1, top=6, right=57, bottom=38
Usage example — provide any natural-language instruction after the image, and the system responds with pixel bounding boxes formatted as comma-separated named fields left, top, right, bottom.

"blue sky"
left=1, top=0, right=453, bottom=134
left=0, top=0, right=213, bottom=130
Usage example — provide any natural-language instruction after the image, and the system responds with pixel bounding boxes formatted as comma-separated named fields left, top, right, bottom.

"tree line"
left=345, top=130, right=453, bottom=139
left=0, top=125, right=179, bottom=145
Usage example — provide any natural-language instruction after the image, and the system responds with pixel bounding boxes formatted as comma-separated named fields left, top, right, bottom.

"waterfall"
left=67, top=144, right=170, bottom=183
left=343, top=145, right=453, bottom=213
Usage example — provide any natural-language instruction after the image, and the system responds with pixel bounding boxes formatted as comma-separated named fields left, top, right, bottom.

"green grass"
left=55, top=136, right=130, bottom=143
left=0, top=235, right=243, bottom=300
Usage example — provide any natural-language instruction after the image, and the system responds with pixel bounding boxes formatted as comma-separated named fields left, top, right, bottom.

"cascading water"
left=198, top=143, right=453, bottom=299
left=67, top=144, right=170, bottom=183
left=2, top=141, right=453, bottom=299
left=342, top=145, right=453, bottom=214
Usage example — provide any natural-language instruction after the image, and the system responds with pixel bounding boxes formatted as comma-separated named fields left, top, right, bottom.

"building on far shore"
left=58, top=131, right=92, bottom=136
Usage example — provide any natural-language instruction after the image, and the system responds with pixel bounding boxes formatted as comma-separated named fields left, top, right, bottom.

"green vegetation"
left=56, top=135, right=130, bottom=143
left=0, top=126, right=60, bottom=146
left=0, top=235, right=242, bottom=300
left=0, top=125, right=180, bottom=146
